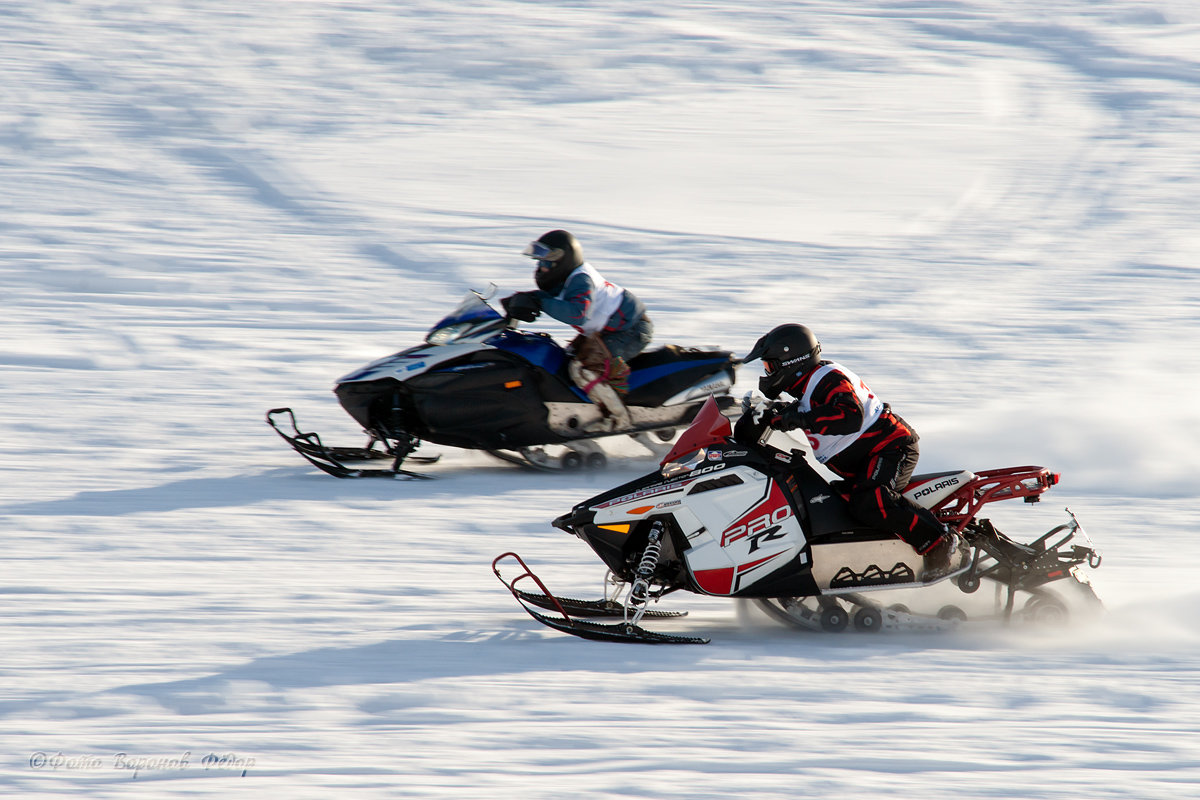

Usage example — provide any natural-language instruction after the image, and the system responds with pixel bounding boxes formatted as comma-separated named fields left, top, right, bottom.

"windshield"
left=659, top=396, right=732, bottom=477
left=425, top=290, right=506, bottom=345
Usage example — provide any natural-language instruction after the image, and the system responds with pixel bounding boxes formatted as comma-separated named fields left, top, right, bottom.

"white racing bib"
left=798, top=362, right=884, bottom=463
left=560, top=263, right=624, bottom=334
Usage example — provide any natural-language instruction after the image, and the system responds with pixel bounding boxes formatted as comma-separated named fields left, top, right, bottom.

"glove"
left=500, top=291, right=542, bottom=323
left=733, top=396, right=776, bottom=444
left=770, top=403, right=809, bottom=432
left=732, top=411, right=767, bottom=444
left=827, top=479, right=851, bottom=497
left=740, top=391, right=762, bottom=414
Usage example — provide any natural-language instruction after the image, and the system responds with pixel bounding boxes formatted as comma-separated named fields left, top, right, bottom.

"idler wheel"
left=853, top=606, right=883, bottom=633
left=819, top=603, right=849, bottom=632
left=937, top=605, right=968, bottom=622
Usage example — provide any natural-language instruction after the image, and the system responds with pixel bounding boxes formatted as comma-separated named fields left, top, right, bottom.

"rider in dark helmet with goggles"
left=501, top=230, right=652, bottom=432
left=738, top=323, right=965, bottom=580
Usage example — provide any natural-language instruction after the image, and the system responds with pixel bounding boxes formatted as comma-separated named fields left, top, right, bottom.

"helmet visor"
left=522, top=240, right=565, bottom=262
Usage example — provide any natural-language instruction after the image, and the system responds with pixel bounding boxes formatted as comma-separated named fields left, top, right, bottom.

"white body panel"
left=592, top=464, right=809, bottom=597
left=904, top=470, right=976, bottom=509
left=336, top=341, right=490, bottom=384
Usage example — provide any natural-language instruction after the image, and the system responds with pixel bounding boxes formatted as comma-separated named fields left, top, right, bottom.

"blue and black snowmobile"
left=268, top=289, right=740, bottom=478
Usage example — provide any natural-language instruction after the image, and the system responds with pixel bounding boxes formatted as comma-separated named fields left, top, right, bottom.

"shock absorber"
left=625, top=521, right=664, bottom=627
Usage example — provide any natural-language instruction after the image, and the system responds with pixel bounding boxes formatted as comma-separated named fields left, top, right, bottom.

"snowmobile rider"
left=501, top=230, right=653, bottom=432
left=736, top=323, right=964, bottom=580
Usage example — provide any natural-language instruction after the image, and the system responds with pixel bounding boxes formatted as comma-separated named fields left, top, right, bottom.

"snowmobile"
left=494, top=395, right=1103, bottom=644
left=267, top=289, right=740, bottom=478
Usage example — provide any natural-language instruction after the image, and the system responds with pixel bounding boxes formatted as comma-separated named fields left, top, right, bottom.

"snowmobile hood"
left=336, top=341, right=489, bottom=384
left=336, top=290, right=523, bottom=384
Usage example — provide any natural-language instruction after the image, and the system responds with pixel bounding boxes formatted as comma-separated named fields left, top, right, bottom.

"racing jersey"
left=786, top=361, right=916, bottom=475
left=536, top=263, right=646, bottom=334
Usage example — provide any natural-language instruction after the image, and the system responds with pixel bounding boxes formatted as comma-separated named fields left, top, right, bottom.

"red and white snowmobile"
left=494, top=395, right=1103, bottom=644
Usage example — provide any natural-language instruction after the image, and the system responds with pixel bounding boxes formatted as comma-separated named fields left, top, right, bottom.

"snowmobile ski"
left=492, top=553, right=706, bottom=645
left=521, top=609, right=710, bottom=645
left=266, top=407, right=436, bottom=479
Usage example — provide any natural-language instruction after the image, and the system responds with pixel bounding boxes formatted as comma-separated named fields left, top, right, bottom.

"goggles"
left=522, top=240, right=565, bottom=262
left=763, top=359, right=779, bottom=375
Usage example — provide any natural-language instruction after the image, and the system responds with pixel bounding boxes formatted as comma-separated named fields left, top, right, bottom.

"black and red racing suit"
left=779, top=364, right=947, bottom=553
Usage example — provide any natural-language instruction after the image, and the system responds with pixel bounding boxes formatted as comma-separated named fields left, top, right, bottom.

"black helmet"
left=523, top=229, right=584, bottom=293
left=744, top=324, right=823, bottom=399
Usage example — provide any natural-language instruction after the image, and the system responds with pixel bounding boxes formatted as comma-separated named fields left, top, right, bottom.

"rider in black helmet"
left=501, top=230, right=652, bottom=432
left=745, top=323, right=823, bottom=400
left=739, top=323, right=964, bottom=580
left=527, top=229, right=584, bottom=294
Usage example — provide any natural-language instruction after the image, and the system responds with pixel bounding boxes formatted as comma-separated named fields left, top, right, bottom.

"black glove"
left=733, top=410, right=768, bottom=444
left=733, top=398, right=779, bottom=444
left=500, top=291, right=542, bottom=323
left=769, top=402, right=809, bottom=432
left=827, top=479, right=851, bottom=497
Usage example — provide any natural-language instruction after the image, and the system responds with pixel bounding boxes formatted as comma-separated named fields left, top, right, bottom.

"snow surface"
left=3, top=0, right=1200, bottom=797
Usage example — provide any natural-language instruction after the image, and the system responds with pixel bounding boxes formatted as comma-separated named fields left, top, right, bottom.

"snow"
left=3, top=0, right=1200, bottom=796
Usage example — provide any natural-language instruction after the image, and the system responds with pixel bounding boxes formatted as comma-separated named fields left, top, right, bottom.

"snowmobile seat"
left=628, top=344, right=723, bottom=371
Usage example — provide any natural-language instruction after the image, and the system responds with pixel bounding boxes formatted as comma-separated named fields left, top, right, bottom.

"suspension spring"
left=625, top=521, right=665, bottom=627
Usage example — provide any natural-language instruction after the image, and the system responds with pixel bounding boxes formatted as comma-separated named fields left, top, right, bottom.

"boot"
left=922, top=528, right=965, bottom=582
left=583, top=381, right=632, bottom=432
left=570, top=360, right=632, bottom=433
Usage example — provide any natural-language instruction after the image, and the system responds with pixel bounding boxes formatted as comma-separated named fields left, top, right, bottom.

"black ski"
left=267, top=408, right=435, bottom=479
left=493, top=553, right=704, bottom=644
